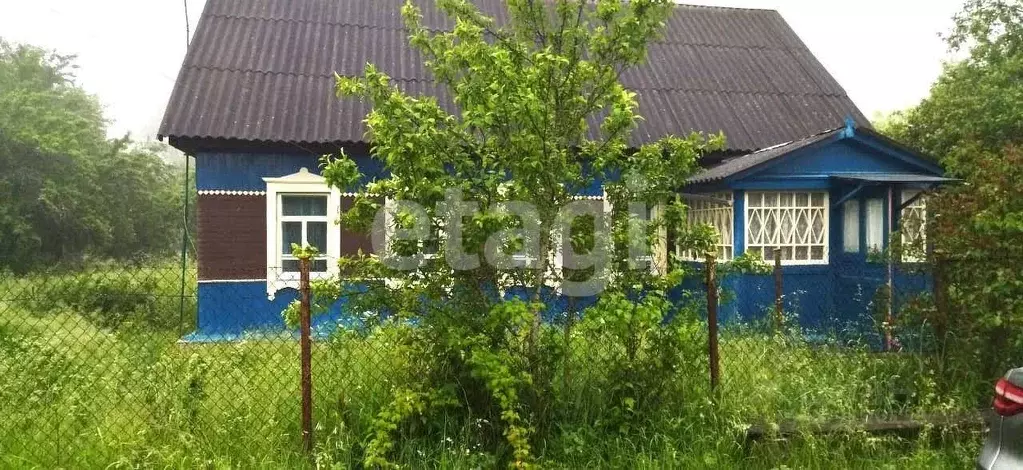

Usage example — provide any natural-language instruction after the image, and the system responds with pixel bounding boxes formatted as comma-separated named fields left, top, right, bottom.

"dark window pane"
left=282, top=258, right=327, bottom=273
left=308, top=222, right=328, bottom=251
left=311, top=259, right=328, bottom=272
left=282, top=195, right=327, bottom=216
left=282, top=222, right=302, bottom=254
left=282, top=259, right=300, bottom=272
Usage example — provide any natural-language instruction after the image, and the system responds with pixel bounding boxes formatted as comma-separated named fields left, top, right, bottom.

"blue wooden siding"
left=699, top=136, right=937, bottom=332
left=196, top=151, right=385, bottom=191
left=754, top=140, right=923, bottom=178
left=189, top=131, right=939, bottom=339
left=732, top=189, right=745, bottom=255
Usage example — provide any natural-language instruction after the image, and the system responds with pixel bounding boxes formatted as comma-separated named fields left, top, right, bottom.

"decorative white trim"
left=198, top=190, right=267, bottom=196
left=340, top=191, right=359, bottom=198
left=570, top=194, right=604, bottom=201
left=198, top=279, right=267, bottom=284
left=264, top=168, right=342, bottom=299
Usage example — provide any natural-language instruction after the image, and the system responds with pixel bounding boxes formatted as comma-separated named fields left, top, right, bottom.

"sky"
left=0, top=0, right=966, bottom=141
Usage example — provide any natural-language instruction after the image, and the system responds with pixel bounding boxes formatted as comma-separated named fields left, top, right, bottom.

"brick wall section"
left=198, top=194, right=267, bottom=280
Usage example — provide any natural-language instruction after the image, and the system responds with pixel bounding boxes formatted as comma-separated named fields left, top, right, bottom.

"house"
left=159, top=0, right=949, bottom=339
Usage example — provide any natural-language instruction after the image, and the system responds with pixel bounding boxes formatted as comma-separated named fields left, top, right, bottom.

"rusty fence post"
left=773, top=248, right=783, bottom=332
left=299, top=257, right=314, bottom=454
left=706, top=252, right=720, bottom=394
left=932, top=251, right=949, bottom=344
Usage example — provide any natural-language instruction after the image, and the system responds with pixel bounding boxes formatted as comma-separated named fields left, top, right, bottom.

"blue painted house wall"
left=196, top=151, right=385, bottom=191
left=696, top=131, right=942, bottom=333
left=190, top=129, right=944, bottom=340
left=190, top=149, right=606, bottom=341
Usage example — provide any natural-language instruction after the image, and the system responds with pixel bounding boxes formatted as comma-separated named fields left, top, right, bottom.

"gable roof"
left=159, top=0, right=870, bottom=153
left=687, top=124, right=944, bottom=185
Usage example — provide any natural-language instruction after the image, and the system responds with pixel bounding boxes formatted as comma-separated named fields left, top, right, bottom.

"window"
left=901, top=190, right=927, bottom=262
left=381, top=198, right=441, bottom=260
left=557, top=191, right=665, bottom=275
left=637, top=203, right=667, bottom=274
left=745, top=191, right=828, bottom=264
left=279, top=195, right=329, bottom=273
left=681, top=192, right=734, bottom=261
left=843, top=200, right=860, bottom=253
left=264, top=168, right=341, bottom=298
left=866, top=198, right=884, bottom=252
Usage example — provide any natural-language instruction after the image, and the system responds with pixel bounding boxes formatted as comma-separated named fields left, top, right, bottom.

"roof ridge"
left=673, top=3, right=779, bottom=14
left=206, top=12, right=443, bottom=31
left=205, top=13, right=799, bottom=52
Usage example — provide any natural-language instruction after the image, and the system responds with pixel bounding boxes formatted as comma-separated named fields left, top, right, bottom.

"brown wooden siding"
left=198, top=194, right=266, bottom=280
left=340, top=196, right=376, bottom=256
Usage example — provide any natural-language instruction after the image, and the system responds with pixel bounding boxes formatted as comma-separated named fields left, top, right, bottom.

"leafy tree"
left=884, top=0, right=1023, bottom=173
left=315, top=0, right=721, bottom=465
left=881, top=0, right=1023, bottom=380
left=0, top=40, right=191, bottom=272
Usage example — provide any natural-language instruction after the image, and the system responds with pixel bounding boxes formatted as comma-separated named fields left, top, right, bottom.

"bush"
left=18, top=264, right=195, bottom=331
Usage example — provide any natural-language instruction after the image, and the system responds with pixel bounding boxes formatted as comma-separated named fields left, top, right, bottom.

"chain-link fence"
left=0, top=255, right=991, bottom=466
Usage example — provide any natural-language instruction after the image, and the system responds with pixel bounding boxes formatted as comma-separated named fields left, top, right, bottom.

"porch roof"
left=687, top=120, right=944, bottom=187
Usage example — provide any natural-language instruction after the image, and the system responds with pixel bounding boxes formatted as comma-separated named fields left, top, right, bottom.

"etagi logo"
left=366, top=187, right=659, bottom=297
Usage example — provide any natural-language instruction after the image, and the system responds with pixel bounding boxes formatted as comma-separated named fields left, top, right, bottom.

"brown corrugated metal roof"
left=159, top=0, right=870, bottom=153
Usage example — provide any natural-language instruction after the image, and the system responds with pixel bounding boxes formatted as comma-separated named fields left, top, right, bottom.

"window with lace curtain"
left=745, top=191, right=828, bottom=264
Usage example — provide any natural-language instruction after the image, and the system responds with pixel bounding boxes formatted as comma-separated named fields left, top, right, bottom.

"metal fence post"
left=706, top=252, right=720, bottom=394
left=177, top=153, right=191, bottom=336
left=932, top=250, right=949, bottom=343
left=773, top=247, right=783, bottom=332
left=299, top=258, right=314, bottom=454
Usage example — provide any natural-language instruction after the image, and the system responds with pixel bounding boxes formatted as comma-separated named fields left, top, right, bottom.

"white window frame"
left=264, top=168, right=341, bottom=299
left=552, top=192, right=611, bottom=281
left=744, top=191, right=829, bottom=266
left=680, top=192, right=734, bottom=262
left=900, top=190, right=927, bottom=262
left=553, top=190, right=664, bottom=279
left=381, top=198, right=442, bottom=262
left=625, top=200, right=667, bottom=275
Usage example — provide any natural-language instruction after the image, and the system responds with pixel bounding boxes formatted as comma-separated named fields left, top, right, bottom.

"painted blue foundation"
left=188, top=268, right=931, bottom=343
left=184, top=281, right=367, bottom=342
left=676, top=263, right=931, bottom=335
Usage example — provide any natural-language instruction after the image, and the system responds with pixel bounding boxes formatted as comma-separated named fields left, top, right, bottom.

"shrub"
left=21, top=264, right=195, bottom=331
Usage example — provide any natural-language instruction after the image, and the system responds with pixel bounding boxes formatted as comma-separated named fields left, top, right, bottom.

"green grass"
left=0, top=267, right=987, bottom=468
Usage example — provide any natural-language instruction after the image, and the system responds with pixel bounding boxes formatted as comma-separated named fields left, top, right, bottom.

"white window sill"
left=267, top=270, right=335, bottom=300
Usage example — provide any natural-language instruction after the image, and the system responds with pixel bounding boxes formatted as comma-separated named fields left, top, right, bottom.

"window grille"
left=681, top=192, right=734, bottom=261
left=746, top=191, right=828, bottom=264
left=900, top=190, right=927, bottom=262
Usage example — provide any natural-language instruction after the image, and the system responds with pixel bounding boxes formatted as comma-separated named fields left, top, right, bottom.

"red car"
left=978, top=368, right=1023, bottom=469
